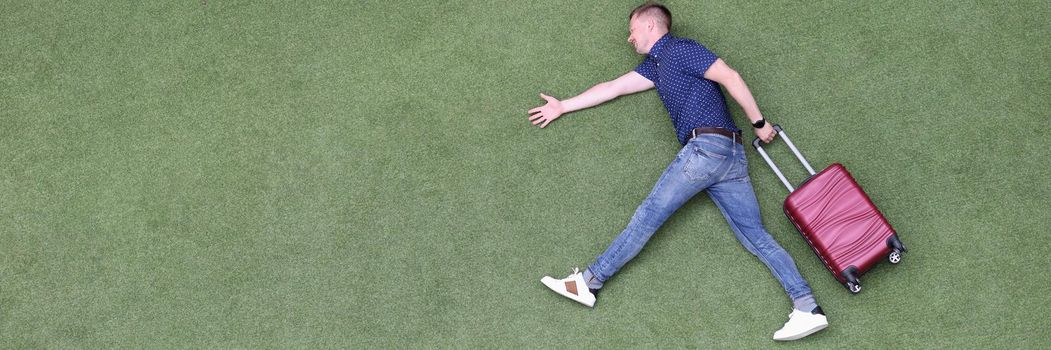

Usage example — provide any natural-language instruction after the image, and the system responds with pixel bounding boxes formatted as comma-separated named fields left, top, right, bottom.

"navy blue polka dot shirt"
left=634, top=33, right=741, bottom=145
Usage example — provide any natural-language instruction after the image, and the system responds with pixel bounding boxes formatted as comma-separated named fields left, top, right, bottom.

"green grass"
left=2, top=0, right=1049, bottom=348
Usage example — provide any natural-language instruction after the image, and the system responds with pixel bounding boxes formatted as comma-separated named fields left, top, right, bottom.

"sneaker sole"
left=540, top=278, right=595, bottom=307
left=773, top=322, right=828, bottom=341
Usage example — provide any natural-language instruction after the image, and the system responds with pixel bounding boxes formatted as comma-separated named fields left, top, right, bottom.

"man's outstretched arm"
left=528, top=71, right=654, bottom=128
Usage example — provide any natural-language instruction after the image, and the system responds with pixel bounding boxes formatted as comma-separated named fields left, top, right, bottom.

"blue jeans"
left=588, top=133, right=813, bottom=300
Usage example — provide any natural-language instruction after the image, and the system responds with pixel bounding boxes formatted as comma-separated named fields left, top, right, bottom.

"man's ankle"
left=582, top=267, right=604, bottom=290
left=792, top=294, right=818, bottom=313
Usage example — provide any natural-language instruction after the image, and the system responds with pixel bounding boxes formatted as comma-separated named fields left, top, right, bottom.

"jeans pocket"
left=736, top=151, right=750, bottom=176
left=683, top=147, right=724, bottom=182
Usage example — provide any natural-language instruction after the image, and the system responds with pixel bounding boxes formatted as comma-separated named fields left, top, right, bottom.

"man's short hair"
left=629, top=1, right=672, bottom=31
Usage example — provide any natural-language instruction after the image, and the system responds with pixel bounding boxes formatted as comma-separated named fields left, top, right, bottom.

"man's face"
left=627, top=15, right=649, bottom=55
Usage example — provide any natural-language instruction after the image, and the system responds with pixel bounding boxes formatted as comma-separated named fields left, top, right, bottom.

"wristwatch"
left=752, top=118, right=766, bottom=129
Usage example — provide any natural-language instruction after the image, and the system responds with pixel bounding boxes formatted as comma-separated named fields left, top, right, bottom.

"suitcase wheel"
left=887, top=234, right=907, bottom=264
left=842, top=267, right=862, bottom=294
left=846, top=281, right=861, bottom=294
left=889, top=249, right=902, bottom=264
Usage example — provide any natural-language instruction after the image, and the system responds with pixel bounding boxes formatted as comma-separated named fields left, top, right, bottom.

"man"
left=529, top=1, right=828, bottom=341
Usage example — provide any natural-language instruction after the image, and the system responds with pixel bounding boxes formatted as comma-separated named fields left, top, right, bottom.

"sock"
left=792, top=294, right=818, bottom=313
left=582, top=267, right=604, bottom=290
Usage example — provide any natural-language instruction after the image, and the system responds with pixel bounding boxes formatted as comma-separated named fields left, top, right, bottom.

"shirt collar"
left=648, top=33, right=672, bottom=62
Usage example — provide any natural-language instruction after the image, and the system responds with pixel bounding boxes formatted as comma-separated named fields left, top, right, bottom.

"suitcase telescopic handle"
left=751, top=124, right=817, bottom=192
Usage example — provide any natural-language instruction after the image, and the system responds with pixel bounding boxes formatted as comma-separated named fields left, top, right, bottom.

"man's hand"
left=755, top=123, right=777, bottom=143
left=527, top=93, right=564, bottom=128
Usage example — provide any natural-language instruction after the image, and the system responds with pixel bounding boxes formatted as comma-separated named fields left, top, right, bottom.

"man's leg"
left=706, top=176, right=814, bottom=300
left=705, top=160, right=827, bottom=340
left=542, top=136, right=735, bottom=306
left=542, top=145, right=710, bottom=306
left=586, top=143, right=724, bottom=287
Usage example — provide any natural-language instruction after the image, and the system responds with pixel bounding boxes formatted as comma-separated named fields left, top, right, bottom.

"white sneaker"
left=540, top=268, right=597, bottom=307
left=773, top=307, right=828, bottom=341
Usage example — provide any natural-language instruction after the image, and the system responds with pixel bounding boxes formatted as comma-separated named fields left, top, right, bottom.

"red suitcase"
left=752, top=125, right=906, bottom=294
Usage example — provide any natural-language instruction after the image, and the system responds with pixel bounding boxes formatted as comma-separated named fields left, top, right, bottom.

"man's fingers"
left=530, top=95, right=556, bottom=128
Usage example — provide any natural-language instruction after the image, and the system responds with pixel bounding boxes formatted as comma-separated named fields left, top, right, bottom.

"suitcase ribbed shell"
left=784, top=163, right=896, bottom=283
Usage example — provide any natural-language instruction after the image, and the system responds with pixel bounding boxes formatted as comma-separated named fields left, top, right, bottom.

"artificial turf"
left=2, top=0, right=1049, bottom=348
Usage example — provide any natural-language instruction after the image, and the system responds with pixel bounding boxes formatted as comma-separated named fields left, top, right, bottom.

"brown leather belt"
left=690, top=127, right=743, bottom=144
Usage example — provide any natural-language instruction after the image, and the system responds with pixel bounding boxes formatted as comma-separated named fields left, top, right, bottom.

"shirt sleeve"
left=633, top=56, right=659, bottom=83
left=671, top=40, right=719, bottom=78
